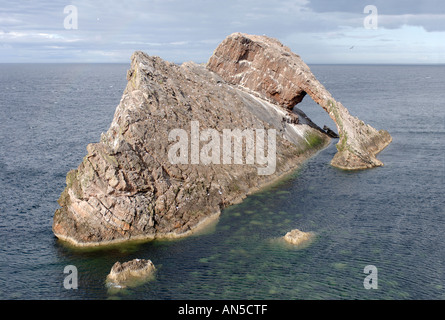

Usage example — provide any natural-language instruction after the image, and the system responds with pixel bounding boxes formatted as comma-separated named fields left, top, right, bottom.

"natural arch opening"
left=293, top=92, right=339, bottom=139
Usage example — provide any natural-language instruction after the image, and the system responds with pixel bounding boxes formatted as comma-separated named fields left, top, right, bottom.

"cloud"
left=378, top=13, right=445, bottom=32
left=306, top=0, right=445, bottom=31
left=0, top=0, right=444, bottom=63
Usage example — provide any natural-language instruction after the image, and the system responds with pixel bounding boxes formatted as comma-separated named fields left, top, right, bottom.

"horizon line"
left=1, top=62, right=445, bottom=66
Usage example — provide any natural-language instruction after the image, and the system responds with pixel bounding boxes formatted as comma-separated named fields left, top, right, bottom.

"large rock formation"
left=53, top=46, right=329, bottom=247
left=53, top=33, right=390, bottom=247
left=207, top=33, right=392, bottom=169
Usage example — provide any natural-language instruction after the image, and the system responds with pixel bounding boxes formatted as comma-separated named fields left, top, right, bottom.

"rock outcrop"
left=283, top=229, right=314, bottom=246
left=53, top=32, right=389, bottom=247
left=53, top=42, right=329, bottom=246
left=207, top=33, right=392, bottom=170
left=106, top=259, right=156, bottom=288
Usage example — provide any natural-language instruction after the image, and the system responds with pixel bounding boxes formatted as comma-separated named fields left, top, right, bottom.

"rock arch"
left=207, top=33, right=392, bottom=169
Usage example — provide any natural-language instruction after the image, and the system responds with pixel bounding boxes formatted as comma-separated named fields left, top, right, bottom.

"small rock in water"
left=283, top=229, right=313, bottom=246
left=106, top=258, right=156, bottom=289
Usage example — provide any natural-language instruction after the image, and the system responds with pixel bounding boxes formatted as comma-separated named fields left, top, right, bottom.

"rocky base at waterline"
left=53, top=32, right=390, bottom=247
left=106, top=259, right=156, bottom=289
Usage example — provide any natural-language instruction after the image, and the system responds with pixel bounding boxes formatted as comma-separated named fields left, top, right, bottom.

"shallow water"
left=0, top=64, right=444, bottom=300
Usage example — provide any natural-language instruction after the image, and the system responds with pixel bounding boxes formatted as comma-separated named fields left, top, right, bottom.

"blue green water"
left=0, top=64, right=444, bottom=299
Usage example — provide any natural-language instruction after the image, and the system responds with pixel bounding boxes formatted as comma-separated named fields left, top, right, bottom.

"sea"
left=0, top=63, right=444, bottom=300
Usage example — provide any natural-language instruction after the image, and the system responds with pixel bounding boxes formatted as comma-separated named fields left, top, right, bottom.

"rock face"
left=106, top=259, right=156, bottom=288
left=207, top=33, right=392, bottom=170
left=283, top=229, right=314, bottom=246
left=53, top=42, right=329, bottom=246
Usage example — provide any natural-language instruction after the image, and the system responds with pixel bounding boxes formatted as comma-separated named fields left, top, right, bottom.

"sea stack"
left=53, top=33, right=390, bottom=246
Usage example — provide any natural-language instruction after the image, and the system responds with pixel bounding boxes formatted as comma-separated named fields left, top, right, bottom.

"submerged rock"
left=283, top=229, right=314, bottom=246
left=106, top=259, right=156, bottom=288
left=53, top=33, right=388, bottom=247
left=207, top=33, right=392, bottom=170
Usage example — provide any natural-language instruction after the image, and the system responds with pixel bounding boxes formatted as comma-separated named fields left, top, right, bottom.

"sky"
left=1, top=0, right=444, bottom=64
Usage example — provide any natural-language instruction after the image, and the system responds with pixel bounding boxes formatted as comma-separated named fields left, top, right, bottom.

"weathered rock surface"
left=283, top=229, right=314, bottom=246
left=106, top=259, right=156, bottom=288
left=207, top=32, right=392, bottom=169
left=53, top=42, right=329, bottom=246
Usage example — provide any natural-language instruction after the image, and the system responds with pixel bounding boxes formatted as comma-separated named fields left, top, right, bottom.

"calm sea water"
left=0, top=63, right=444, bottom=300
